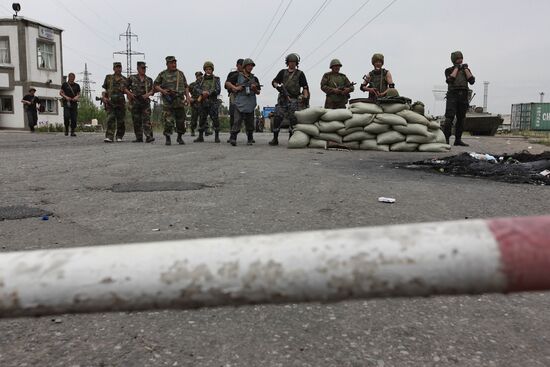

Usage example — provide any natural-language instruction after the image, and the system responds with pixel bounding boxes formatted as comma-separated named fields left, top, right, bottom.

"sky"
left=1, top=0, right=549, bottom=115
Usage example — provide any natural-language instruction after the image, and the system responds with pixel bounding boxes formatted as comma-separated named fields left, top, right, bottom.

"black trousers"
left=63, top=106, right=78, bottom=131
left=443, top=89, right=469, bottom=141
left=26, top=110, right=38, bottom=131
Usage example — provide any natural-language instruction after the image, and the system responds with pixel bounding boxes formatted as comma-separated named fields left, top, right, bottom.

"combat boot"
left=214, top=131, right=220, bottom=143
left=145, top=136, right=155, bottom=143
left=269, top=131, right=279, bottom=146
left=165, top=134, right=171, bottom=146
left=70, top=131, right=77, bottom=137
left=229, top=132, right=237, bottom=146
left=247, top=131, right=255, bottom=145
left=454, top=140, right=469, bottom=147
left=194, top=131, right=204, bottom=143
left=64, top=125, right=69, bottom=136
left=177, top=133, right=185, bottom=145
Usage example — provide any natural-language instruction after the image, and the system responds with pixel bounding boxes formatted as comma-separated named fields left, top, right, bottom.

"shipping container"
left=510, top=103, right=550, bottom=131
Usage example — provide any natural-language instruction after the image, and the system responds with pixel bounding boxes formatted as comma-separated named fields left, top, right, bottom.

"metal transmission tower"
left=77, top=63, right=95, bottom=100
left=113, top=23, right=144, bottom=77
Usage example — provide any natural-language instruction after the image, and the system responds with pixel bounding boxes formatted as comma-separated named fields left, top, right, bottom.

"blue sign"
left=262, top=106, right=275, bottom=118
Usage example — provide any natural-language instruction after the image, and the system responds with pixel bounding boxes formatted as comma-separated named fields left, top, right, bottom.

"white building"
left=0, top=16, right=63, bottom=129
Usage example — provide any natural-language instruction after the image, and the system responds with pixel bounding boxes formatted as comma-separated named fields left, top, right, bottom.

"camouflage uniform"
left=102, top=73, right=128, bottom=140
left=127, top=73, right=154, bottom=141
left=272, top=69, right=308, bottom=134
left=188, top=72, right=202, bottom=135
left=320, top=71, right=354, bottom=109
left=154, top=68, right=188, bottom=136
left=196, top=74, right=221, bottom=134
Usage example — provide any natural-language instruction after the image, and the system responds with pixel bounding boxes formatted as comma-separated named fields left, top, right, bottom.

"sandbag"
left=406, top=133, right=436, bottom=144
left=295, top=107, right=326, bottom=124
left=344, top=113, right=374, bottom=129
left=318, top=120, right=345, bottom=133
left=343, top=131, right=376, bottom=142
left=340, top=141, right=360, bottom=150
left=349, top=102, right=383, bottom=114
left=392, top=123, right=430, bottom=137
left=364, top=122, right=391, bottom=134
left=397, top=110, right=430, bottom=126
left=294, top=124, right=320, bottom=137
left=320, top=109, right=353, bottom=122
left=337, top=127, right=364, bottom=136
left=429, top=128, right=447, bottom=144
left=390, top=142, right=419, bottom=152
left=377, top=130, right=406, bottom=145
left=374, top=113, right=408, bottom=126
left=318, top=132, right=343, bottom=143
left=288, top=131, right=310, bottom=149
left=418, top=143, right=451, bottom=152
left=359, top=140, right=390, bottom=151
left=308, top=138, right=327, bottom=149
left=381, top=103, right=409, bottom=114
left=427, top=120, right=441, bottom=130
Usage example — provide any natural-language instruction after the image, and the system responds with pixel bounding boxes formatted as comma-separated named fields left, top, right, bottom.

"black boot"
left=70, top=130, right=77, bottom=137
left=229, top=132, right=237, bottom=146
left=177, top=133, right=185, bottom=145
left=64, top=124, right=69, bottom=136
left=194, top=131, right=204, bottom=143
left=205, top=129, right=212, bottom=136
left=214, top=131, right=220, bottom=143
left=132, top=135, right=143, bottom=143
left=165, top=134, right=171, bottom=146
left=247, top=131, right=255, bottom=145
left=454, top=140, right=469, bottom=147
left=145, top=135, right=155, bottom=143
left=269, top=131, right=279, bottom=146
left=442, top=120, right=452, bottom=145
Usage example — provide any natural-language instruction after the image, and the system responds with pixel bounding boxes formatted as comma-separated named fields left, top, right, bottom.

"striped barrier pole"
left=0, top=216, right=549, bottom=318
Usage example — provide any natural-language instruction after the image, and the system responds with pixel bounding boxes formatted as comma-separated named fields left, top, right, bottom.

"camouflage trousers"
left=324, top=97, right=348, bottom=109
left=162, top=106, right=186, bottom=136
left=131, top=104, right=153, bottom=140
left=105, top=106, right=126, bottom=140
left=189, top=104, right=200, bottom=131
left=199, top=101, right=220, bottom=132
left=273, top=98, right=302, bottom=133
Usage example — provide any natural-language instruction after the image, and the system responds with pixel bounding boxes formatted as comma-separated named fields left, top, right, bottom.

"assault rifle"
left=96, top=95, right=112, bottom=111
left=162, top=87, right=184, bottom=105
left=339, top=82, right=356, bottom=99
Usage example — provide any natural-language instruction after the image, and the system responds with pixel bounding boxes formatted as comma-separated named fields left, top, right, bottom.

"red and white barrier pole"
left=0, top=216, right=549, bottom=318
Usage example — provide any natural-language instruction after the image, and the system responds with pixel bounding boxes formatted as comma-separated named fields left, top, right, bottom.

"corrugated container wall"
left=510, top=103, right=550, bottom=131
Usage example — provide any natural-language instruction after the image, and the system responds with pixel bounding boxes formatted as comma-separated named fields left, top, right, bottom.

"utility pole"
left=540, top=92, right=545, bottom=103
left=483, top=81, right=489, bottom=112
left=113, top=23, right=144, bottom=77
left=77, top=63, right=95, bottom=100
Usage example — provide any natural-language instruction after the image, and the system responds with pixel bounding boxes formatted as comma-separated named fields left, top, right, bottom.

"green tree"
left=77, top=97, right=107, bottom=125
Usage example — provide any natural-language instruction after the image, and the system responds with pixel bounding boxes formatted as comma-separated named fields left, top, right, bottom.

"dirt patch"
left=111, top=181, right=210, bottom=193
left=0, top=206, right=53, bottom=221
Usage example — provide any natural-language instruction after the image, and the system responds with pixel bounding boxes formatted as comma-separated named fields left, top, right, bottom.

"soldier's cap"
left=195, top=71, right=203, bottom=77
left=137, top=61, right=147, bottom=68
left=371, top=53, right=384, bottom=65
left=236, top=58, right=244, bottom=66
left=113, top=62, right=122, bottom=67
left=28, top=87, right=36, bottom=92
left=451, top=51, right=463, bottom=63
left=242, top=58, right=255, bottom=67
left=165, top=56, right=177, bottom=63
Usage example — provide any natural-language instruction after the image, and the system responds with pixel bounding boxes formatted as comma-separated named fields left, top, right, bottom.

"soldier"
left=154, top=56, right=191, bottom=146
left=125, top=61, right=155, bottom=143
left=320, top=59, right=354, bottom=109
left=102, top=62, right=128, bottom=143
left=59, top=73, right=81, bottom=136
left=188, top=71, right=203, bottom=136
left=21, top=87, right=41, bottom=132
left=225, top=59, right=244, bottom=143
left=194, top=61, right=221, bottom=143
left=443, top=51, right=476, bottom=146
left=360, top=53, right=395, bottom=101
left=268, top=53, right=309, bottom=146
left=225, top=58, right=261, bottom=146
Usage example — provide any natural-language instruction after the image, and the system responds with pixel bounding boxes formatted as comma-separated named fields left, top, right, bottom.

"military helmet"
left=451, top=51, right=463, bottom=64
left=285, top=53, right=300, bottom=65
left=329, top=59, right=342, bottom=68
left=243, top=58, right=256, bottom=67
left=412, top=101, right=425, bottom=115
left=385, top=88, right=399, bottom=97
left=371, top=53, right=384, bottom=65
left=203, top=61, right=214, bottom=71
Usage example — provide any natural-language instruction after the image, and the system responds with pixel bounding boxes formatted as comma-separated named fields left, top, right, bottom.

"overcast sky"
left=2, top=0, right=549, bottom=115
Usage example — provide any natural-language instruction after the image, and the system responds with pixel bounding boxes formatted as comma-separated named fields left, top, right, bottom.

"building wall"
left=0, top=24, right=20, bottom=81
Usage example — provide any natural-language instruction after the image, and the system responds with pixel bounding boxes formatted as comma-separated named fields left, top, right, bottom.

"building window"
left=0, top=38, right=9, bottom=64
left=0, top=96, right=13, bottom=113
left=40, top=98, right=58, bottom=114
left=37, top=41, right=55, bottom=70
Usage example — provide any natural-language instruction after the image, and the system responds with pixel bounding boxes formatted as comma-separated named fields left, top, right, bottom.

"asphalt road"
left=1, top=131, right=549, bottom=367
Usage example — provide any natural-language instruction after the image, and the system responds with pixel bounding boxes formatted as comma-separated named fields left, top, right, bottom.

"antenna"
left=113, top=23, right=144, bottom=77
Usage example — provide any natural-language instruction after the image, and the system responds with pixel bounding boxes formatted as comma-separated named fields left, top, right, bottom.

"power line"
left=113, top=23, right=145, bottom=77
left=304, top=0, right=372, bottom=59
left=63, top=44, right=111, bottom=73
left=306, top=0, right=399, bottom=72
left=254, top=0, right=294, bottom=61
left=78, top=2, right=120, bottom=35
left=250, top=0, right=284, bottom=58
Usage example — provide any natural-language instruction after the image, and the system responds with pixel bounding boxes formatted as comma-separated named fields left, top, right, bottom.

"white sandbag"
left=397, top=110, right=430, bottom=126
left=318, top=120, right=345, bottom=133
left=418, top=143, right=451, bottom=152
left=343, top=131, right=376, bottom=142
left=364, top=122, right=391, bottom=134
left=381, top=103, right=409, bottom=114
left=287, top=131, right=310, bottom=149
left=429, top=128, right=447, bottom=144
left=340, top=141, right=360, bottom=150
left=390, top=141, right=420, bottom=152
left=374, top=113, right=408, bottom=126
left=344, top=113, right=374, bottom=129
left=349, top=102, right=383, bottom=114
left=320, top=109, right=353, bottom=122
left=308, top=138, right=327, bottom=149
left=377, top=131, right=406, bottom=145
left=406, top=133, right=436, bottom=144
left=295, top=107, right=326, bottom=124
left=359, top=140, right=390, bottom=151
left=427, top=120, right=441, bottom=130
left=392, top=123, right=430, bottom=137
left=294, top=124, right=320, bottom=137
left=318, top=132, right=343, bottom=143
left=337, top=127, right=364, bottom=136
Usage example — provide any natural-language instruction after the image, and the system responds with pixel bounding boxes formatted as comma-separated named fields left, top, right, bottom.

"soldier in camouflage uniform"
left=102, top=62, right=128, bottom=143
left=320, top=59, right=354, bottom=109
left=194, top=61, right=221, bottom=143
left=225, top=59, right=244, bottom=143
left=125, top=61, right=155, bottom=143
left=360, top=53, right=395, bottom=101
left=269, top=53, right=309, bottom=146
left=188, top=71, right=203, bottom=137
left=154, top=56, right=191, bottom=145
